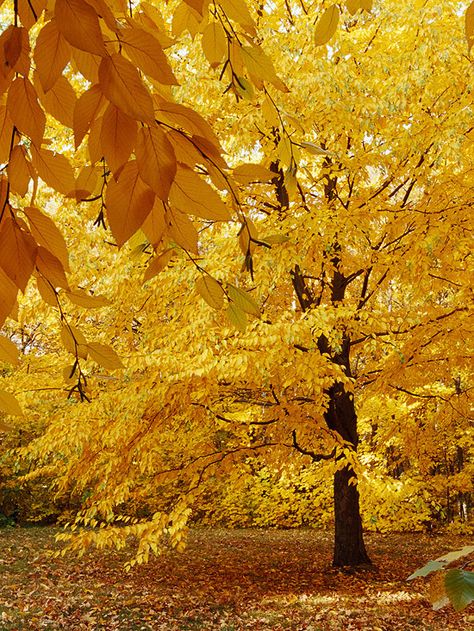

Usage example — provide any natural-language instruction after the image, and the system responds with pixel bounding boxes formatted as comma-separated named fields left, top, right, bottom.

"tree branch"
left=292, top=429, right=336, bottom=462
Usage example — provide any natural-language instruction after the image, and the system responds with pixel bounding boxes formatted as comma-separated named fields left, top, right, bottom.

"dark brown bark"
left=325, top=381, right=372, bottom=566
left=333, top=464, right=371, bottom=566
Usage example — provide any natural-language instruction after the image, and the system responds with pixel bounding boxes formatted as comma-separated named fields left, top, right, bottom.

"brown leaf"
left=0, top=218, right=37, bottom=292
left=105, top=161, right=155, bottom=246
left=99, top=54, right=155, bottom=124
left=136, top=126, right=176, bottom=199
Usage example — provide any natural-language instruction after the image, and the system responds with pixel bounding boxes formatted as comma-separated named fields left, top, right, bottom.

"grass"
left=0, top=526, right=472, bottom=629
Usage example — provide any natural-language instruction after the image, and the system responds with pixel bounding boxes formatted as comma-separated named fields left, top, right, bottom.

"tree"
left=162, top=0, right=471, bottom=565
left=1, top=0, right=473, bottom=568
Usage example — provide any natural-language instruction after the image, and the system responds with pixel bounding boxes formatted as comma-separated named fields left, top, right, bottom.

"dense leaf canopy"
left=0, top=0, right=472, bottom=583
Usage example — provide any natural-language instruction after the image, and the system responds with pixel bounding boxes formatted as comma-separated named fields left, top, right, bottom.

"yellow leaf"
left=139, top=3, right=173, bottom=48
left=184, top=0, right=205, bottom=14
left=238, top=219, right=258, bottom=256
left=429, top=572, right=449, bottom=610
left=206, top=162, right=229, bottom=191
left=87, top=115, right=104, bottom=164
left=346, top=0, right=360, bottom=14
left=15, top=27, right=32, bottom=76
left=172, top=1, right=203, bottom=38
left=1, top=26, right=23, bottom=75
left=190, top=134, right=228, bottom=169
left=284, top=166, right=297, bottom=198
left=466, top=2, right=474, bottom=53
left=0, top=27, right=23, bottom=77
left=234, top=76, right=254, bottom=100
left=86, top=342, right=124, bottom=370
left=7, top=77, right=45, bottom=148
left=167, top=207, right=199, bottom=254
left=0, top=218, right=37, bottom=292
left=136, top=126, right=177, bottom=199
left=154, top=97, right=221, bottom=149
left=314, top=5, right=340, bottom=47
left=76, top=343, right=87, bottom=360
left=0, top=56, right=14, bottom=96
left=65, top=290, right=110, bottom=308
left=169, top=166, right=231, bottom=221
left=35, top=74, right=77, bottom=128
left=0, top=335, right=19, bottom=365
left=0, top=267, right=19, bottom=326
left=24, top=206, right=69, bottom=271
left=0, top=106, right=14, bottom=164
left=346, top=0, right=371, bottom=12
left=196, top=276, right=225, bottom=310
left=241, top=45, right=288, bottom=92
left=100, top=103, right=137, bottom=174
left=277, top=136, right=293, bottom=168
left=228, top=284, right=260, bottom=316
left=161, top=130, right=199, bottom=169
left=99, top=53, right=155, bottom=124
left=86, top=0, right=118, bottom=32
left=75, top=164, right=101, bottom=201
left=226, top=302, right=247, bottom=332
left=0, top=390, right=23, bottom=416
left=35, top=246, right=70, bottom=290
left=71, top=47, right=100, bottom=83
left=261, top=233, right=289, bottom=245
left=35, top=275, right=57, bottom=306
left=143, top=249, right=174, bottom=282
left=61, top=325, right=87, bottom=355
left=105, top=161, right=155, bottom=246
left=142, top=198, right=167, bottom=248
left=261, top=95, right=279, bottom=128
left=60, top=325, right=75, bottom=355
left=34, top=19, right=71, bottom=92
left=228, top=40, right=244, bottom=76
left=71, top=326, right=88, bottom=347
left=201, top=22, right=227, bottom=67
left=73, top=85, right=104, bottom=149
left=219, top=0, right=256, bottom=34
left=17, top=0, right=46, bottom=30
left=62, top=363, right=77, bottom=384
left=233, top=163, right=278, bottom=185
left=300, top=141, right=332, bottom=156
left=120, top=26, right=178, bottom=85
left=0, top=176, right=7, bottom=211
left=30, top=147, right=75, bottom=196
left=55, top=0, right=107, bottom=57
left=128, top=230, right=150, bottom=260
left=7, top=144, right=32, bottom=197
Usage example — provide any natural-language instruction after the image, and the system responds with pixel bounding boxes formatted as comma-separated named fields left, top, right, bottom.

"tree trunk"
left=326, top=381, right=372, bottom=567
left=333, top=464, right=371, bottom=566
left=287, top=173, right=371, bottom=566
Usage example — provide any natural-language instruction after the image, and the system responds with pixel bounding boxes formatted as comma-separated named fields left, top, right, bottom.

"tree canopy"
left=0, top=0, right=472, bottom=578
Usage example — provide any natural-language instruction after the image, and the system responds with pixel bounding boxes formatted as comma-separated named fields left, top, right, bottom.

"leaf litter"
left=0, top=527, right=472, bottom=629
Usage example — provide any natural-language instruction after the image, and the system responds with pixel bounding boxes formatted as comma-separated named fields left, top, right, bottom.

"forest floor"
left=0, top=527, right=472, bottom=630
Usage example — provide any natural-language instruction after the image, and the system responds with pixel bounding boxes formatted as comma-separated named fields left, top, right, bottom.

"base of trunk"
left=333, top=465, right=372, bottom=567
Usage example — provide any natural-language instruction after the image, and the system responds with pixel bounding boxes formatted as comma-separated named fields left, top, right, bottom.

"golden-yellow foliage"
left=0, top=0, right=472, bottom=568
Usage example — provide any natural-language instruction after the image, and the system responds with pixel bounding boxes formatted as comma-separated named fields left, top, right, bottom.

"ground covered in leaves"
left=0, top=527, right=472, bottom=630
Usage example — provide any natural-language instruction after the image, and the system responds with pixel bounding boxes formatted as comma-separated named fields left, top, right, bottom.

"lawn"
left=0, top=527, right=472, bottom=629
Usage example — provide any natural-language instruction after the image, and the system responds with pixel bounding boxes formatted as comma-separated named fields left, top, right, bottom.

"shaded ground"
left=0, top=527, right=472, bottom=629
